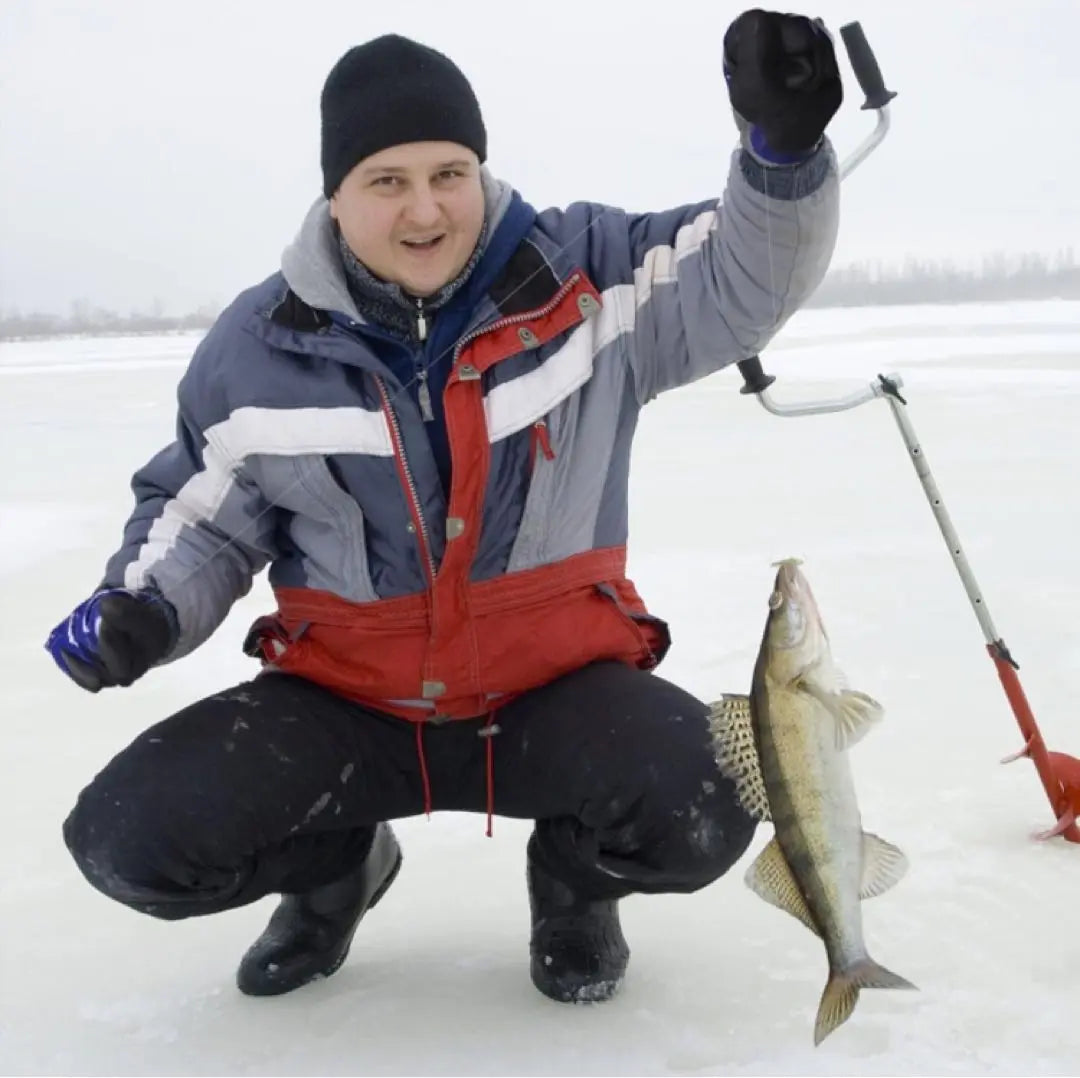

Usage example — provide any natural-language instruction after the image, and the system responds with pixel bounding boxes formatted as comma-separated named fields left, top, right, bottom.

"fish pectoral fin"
left=744, top=837, right=821, bottom=937
left=802, top=681, right=885, bottom=750
left=859, top=832, right=909, bottom=898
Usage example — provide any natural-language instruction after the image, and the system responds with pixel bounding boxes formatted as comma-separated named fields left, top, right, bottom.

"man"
left=48, top=11, right=842, bottom=1005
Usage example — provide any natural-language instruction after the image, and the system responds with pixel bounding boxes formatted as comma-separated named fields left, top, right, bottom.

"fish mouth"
left=771, top=557, right=804, bottom=580
left=768, top=558, right=826, bottom=654
left=772, top=558, right=815, bottom=608
left=770, top=559, right=808, bottom=615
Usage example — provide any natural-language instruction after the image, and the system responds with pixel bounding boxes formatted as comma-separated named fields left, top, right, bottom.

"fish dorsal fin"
left=802, top=677, right=885, bottom=750
left=859, top=832, right=909, bottom=898
left=744, top=837, right=821, bottom=937
left=706, top=694, right=771, bottom=822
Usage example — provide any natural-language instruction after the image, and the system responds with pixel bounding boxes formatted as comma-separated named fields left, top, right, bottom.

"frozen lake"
left=3, top=298, right=1079, bottom=1075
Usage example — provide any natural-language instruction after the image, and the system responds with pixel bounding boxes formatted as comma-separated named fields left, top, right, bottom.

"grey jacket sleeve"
left=100, top=341, right=280, bottom=662
left=621, top=140, right=840, bottom=404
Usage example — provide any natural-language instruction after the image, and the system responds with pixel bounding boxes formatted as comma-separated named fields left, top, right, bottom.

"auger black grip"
left=737, top=356, right=776, bottom=395
left=839, top=21, right=897, bottom=110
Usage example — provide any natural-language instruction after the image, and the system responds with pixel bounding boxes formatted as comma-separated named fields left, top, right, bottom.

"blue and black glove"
left=723, top=9, right=842, bottom=162
left=45, top=588, right=178, bottom=692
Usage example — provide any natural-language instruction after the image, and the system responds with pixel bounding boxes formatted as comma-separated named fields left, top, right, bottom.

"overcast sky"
left=2, top=0, right=1077, bottom=316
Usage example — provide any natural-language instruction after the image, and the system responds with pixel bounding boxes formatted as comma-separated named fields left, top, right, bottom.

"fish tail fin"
left=814, top=958, right=918, bottom=1046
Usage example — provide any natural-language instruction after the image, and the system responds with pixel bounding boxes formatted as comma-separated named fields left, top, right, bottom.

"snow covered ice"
left=3, top=299, right=1079, bottom=1075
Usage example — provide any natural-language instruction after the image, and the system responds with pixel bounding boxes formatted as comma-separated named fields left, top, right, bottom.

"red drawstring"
left=485, top=727, right=495, bottom=837
left=415, top=720, right=433, bottom=820
left=414, top=711, right=499, bottom=835
left=480, top=710, right=499, bottom=837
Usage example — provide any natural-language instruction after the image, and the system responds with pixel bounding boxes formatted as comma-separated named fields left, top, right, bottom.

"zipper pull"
left=416, top=298, right=427, bottom=342
left=532, top=419, right=555, bottom=461
left=417, top=368, right=435, bottom=422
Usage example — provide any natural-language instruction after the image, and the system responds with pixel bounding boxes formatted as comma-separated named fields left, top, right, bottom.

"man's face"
left=330, top=141, right=485, bottom=298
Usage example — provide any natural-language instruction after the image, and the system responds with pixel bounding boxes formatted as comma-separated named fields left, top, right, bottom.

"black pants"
left=63, top=661, right=757, bottom=920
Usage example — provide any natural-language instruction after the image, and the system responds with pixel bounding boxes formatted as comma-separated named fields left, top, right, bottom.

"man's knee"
left=537, top=772, right=758, bottom=899
left=656, top=776, right=759, bottom=891
left=63, top=791, right=156, bottom=912
left=604, top=705, right=760, bottom=893
left=62, top=781, right=243, bottom=920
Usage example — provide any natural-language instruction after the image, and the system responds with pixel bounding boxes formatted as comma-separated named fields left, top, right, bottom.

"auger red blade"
left=991, top=647, right=1080, bottom=844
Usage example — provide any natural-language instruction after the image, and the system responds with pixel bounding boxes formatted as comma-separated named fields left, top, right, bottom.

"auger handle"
left=839, top=21, right=898, bottom=110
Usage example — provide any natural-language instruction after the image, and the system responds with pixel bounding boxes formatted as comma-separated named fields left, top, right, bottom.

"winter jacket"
left=102, top=142, right=840, bottom=721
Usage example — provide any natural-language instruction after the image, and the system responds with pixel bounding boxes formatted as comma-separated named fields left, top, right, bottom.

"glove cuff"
left=745, top=124, right=822, bottom=166
left=144, top=588, right=181, bottom=655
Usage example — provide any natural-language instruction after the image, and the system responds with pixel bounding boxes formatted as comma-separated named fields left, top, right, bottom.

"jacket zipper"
left=375, top=376, right=437, bottom=585
left=414, top=298, right=435, bottom=422
left=415, top=296, right=428, bottom=342
left=416, top=370, right=435, bottom=422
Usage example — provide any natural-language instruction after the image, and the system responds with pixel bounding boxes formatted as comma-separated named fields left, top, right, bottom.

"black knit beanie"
left=320, top=34, right=487, bottom=199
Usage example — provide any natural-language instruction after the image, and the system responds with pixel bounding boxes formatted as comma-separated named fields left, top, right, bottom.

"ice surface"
left=3, top=301, right=1079, bottom=1075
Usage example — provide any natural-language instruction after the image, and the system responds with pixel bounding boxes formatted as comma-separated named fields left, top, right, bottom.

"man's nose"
left=403, top=184, right=442, bottom=228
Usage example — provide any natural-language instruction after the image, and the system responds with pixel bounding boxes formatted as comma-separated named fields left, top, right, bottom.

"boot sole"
left=530, top=969, right=626, bottom=1004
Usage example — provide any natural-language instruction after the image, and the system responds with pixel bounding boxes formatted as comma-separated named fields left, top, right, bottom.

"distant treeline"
left=2, top=249, right=1078, bottom=341
left=806, top=249, right=1080, bottom=308
left=0, top=303, right=221, bottom=342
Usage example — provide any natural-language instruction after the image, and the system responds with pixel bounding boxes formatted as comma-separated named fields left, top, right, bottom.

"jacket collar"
left=260, top=182, right=587, bottom=366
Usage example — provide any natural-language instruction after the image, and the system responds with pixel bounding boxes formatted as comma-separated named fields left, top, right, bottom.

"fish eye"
left=768, top=590, right=783, bottom=611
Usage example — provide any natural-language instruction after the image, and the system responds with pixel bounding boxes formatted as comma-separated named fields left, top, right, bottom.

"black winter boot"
left=237, top=822, right=402, bottom=996
left=527, top=836, right=630, bottom=1004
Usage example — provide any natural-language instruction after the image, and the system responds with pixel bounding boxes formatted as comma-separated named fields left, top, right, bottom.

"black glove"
left=45, top=587, right=178, bottom=692
left=723, top=9, right=842, bottom=158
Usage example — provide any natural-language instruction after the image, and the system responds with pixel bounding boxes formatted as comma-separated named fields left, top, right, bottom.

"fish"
left=708, top=557, right=916, bottom=1046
